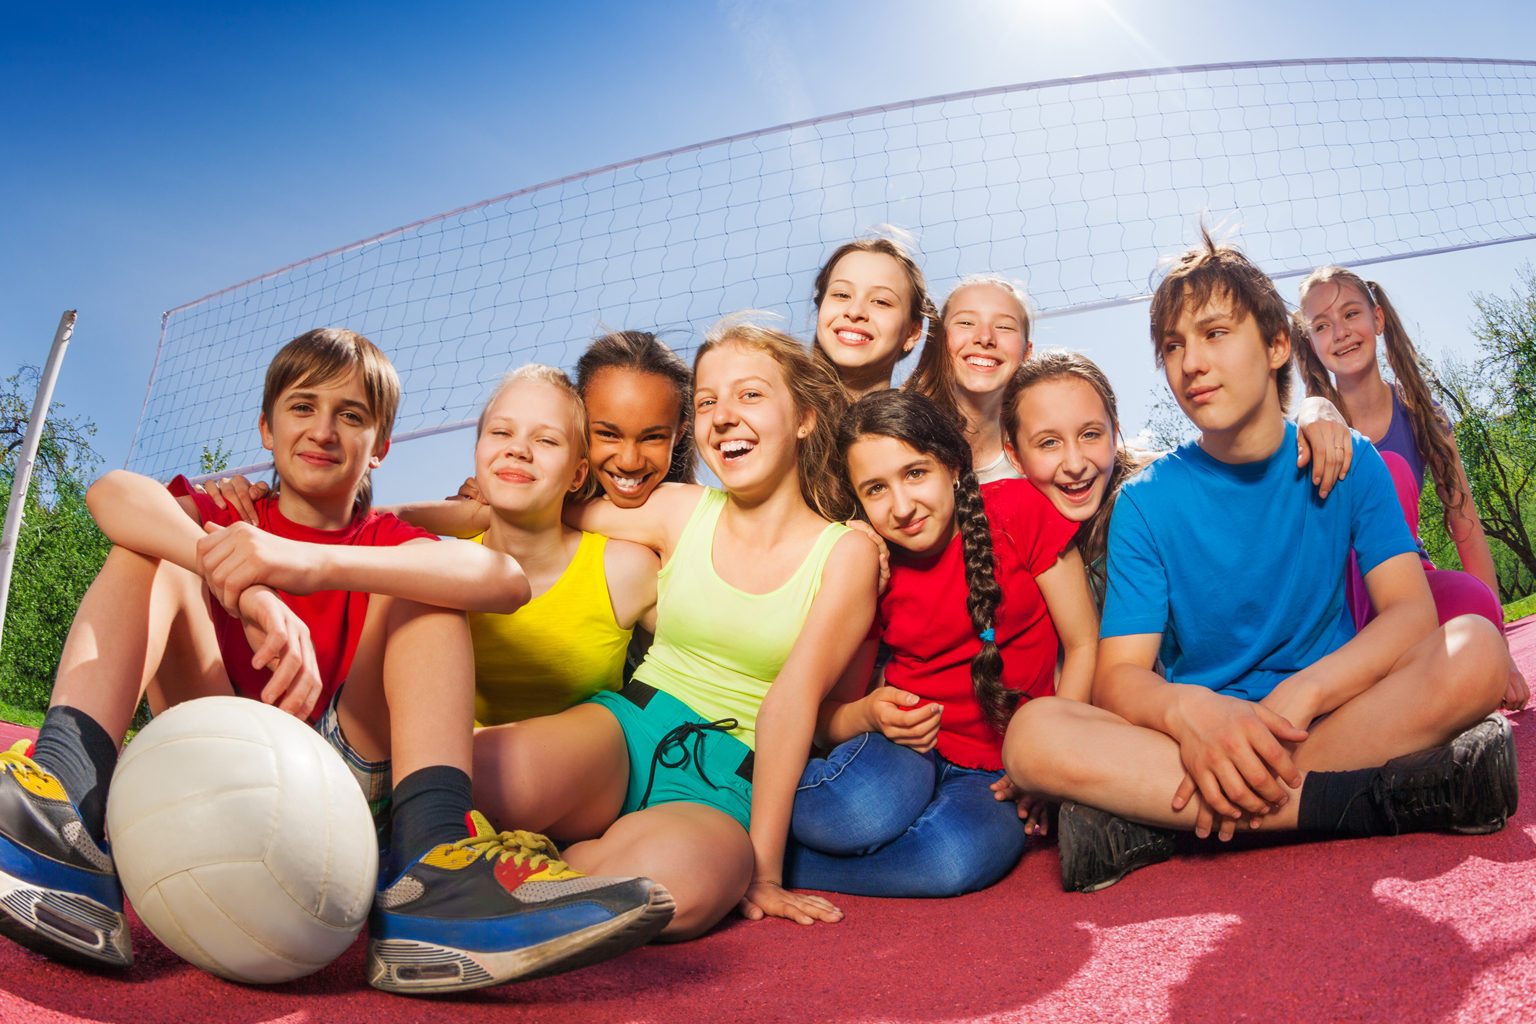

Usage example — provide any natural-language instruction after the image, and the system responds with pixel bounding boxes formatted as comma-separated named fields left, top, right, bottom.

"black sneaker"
left=1371, top=712, right=1519, bottom=836
left=0, top=740, right=132, bottom=969
left=1058, top=801, right=1178, bottom=893
left=368, top=811, right=674, bottom=995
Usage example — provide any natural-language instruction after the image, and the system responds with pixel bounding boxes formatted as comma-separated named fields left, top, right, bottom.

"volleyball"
left=104, top=696, right=378, bottom=984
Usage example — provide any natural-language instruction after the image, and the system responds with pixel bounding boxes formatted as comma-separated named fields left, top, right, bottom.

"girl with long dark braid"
left=782, top=389, right=1098, bottom=898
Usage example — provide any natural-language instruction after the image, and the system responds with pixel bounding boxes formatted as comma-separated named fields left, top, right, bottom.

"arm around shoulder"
left=563, top=483, right=705, bottom=557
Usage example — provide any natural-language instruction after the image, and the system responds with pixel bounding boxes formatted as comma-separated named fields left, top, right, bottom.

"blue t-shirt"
left=1101, top=422, right=1418, bottom=701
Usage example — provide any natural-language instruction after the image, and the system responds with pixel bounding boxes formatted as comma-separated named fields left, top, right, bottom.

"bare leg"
left=336, top=596, right=475, bottom=779
left=472, top=704, right=629, bottom=841
left=1007, top=615, right=1510, bottom=832
left=50, top=546, right=230, bottom=746
left=563, top=803, right=754, bottom=941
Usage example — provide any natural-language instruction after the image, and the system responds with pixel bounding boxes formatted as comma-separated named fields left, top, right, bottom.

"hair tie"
left=978, top=628, right=995, bottom=643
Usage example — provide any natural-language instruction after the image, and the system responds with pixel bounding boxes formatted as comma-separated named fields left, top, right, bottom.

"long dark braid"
left=837, top=389, right=1015, bottom=733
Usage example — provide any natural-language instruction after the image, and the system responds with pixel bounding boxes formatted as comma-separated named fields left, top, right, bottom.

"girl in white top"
left=904, top=276, right=1034, bottom=481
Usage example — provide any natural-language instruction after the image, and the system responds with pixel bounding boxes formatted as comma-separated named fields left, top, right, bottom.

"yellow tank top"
left=468, top=531, right=631, bottom=725
left=632, top=488, right=848, bottom=750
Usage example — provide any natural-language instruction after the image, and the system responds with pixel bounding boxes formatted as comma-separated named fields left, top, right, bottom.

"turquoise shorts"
left=585, top=680, right=754, bottom=833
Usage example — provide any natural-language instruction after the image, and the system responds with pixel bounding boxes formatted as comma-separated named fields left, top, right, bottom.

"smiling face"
left=259, top=366, right=386, bottom=505
left=693, top=341, right=808, bottom=496
left=816, top=250, right=922, bottom=385
left=1161, top=293, right=1291, bottom=438
left=846, top=434, right=959, bottom=556
left=1300, top=279, right=1384, bottom=380
left=583, top=368, right=683, bottom=508
left=944, top=283, right=1031, bottom=398
left=474, top=380, right=588, bottom=519
left=1005, top=377, right=1116, bottom=523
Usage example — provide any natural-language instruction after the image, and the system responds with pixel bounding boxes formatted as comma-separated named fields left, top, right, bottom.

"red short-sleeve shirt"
left=877, top=479, right=1079, bottom=770
left=168, top=476, right=436, bottom=721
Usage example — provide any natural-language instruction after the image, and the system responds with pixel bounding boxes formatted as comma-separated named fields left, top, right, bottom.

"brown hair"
left=1148, top=226, right=1294, bottom=410
left=1294, top=267, right=1466, bottom=518
left=837, top=389, right=1014, bottom=733
left=261, top=328, right=399, bottom=514
left=572, top=330, right=696, bottom=502
left=695, top=314, right=854, bottom=522
left=1001, top=350, right=1137, bottom=603
left=905, top=275, right=1034, bottom=428
left=811, top=235, right=937, bottom=377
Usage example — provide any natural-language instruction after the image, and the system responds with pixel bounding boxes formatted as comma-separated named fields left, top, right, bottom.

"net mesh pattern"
left=128, top=58, right=1536, bottom=478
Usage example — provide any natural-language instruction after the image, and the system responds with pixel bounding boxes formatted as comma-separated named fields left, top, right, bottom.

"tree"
left=0, top=367, right=110, bottom=720
left=1422, top=264, right=1536, bottom=604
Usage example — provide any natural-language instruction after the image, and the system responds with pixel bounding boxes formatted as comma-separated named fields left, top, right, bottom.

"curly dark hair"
left=572, top=330, right=696, bottom=502
left=837, top=388, right=1016, bottom=733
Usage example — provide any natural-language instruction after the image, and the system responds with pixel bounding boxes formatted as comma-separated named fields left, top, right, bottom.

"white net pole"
left=0, top=311, right=77, bottom=650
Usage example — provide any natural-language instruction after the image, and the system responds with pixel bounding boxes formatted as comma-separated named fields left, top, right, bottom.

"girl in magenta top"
left=782, top=389, right=1098, bottom=898
left=1295, top=265, right=1526, bottom=710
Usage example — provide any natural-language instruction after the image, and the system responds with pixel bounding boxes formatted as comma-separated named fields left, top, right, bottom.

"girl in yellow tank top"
left=471, top=318, right=881, bottom=944
left=395, top=365, right=664, bottom=726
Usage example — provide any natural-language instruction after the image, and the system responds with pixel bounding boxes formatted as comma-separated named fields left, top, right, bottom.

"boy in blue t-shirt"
left=1002, top=231, right=1518, bottom=893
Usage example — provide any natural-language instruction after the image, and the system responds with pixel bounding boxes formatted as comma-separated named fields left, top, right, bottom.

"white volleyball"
left=105, top=696, right=378, bottom=984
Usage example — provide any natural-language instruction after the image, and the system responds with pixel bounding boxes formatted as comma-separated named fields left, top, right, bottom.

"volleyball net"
left=127, top=57, right=1536, bottom=480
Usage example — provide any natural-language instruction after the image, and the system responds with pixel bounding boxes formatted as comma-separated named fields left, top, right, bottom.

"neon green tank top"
left=468, top=531, right=630, bottom=726
left=631, top=488, right=848, bottom=750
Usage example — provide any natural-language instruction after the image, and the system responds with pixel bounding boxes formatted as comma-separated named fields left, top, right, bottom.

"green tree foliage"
left=200, top=440, right=231, bottom=476
left=0, top=367, right=110, bottom=719
left=1421, top=263, right=1536, bottom=604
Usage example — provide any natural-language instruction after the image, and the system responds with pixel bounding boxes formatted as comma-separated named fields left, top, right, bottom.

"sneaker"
left=1372, top=712, right=1520, bottom=836
left=0, top=741, right=131, bottom=969
left=368, top=811, right=675, bottom=994
left=1057, top=800, right=1178, bottom=893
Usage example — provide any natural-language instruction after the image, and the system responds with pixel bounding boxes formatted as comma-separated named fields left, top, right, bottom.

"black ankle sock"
left=30, top=707, right=119, bottom=845
left=1298, top=767, right=1391, bottom=837
left=386, top=766, right=474, bottom=882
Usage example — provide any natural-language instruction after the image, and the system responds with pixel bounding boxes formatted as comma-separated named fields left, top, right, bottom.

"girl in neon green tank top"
left=473, top=318, right=880, bottom=941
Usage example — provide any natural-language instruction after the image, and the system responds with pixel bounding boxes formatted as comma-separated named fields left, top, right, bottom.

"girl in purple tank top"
left=1294, top=265, right=1526, bottom=710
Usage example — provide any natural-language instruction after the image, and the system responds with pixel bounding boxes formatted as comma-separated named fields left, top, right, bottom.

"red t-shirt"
left=877, top=479, right=1079, bottom=770
left=168, top=476, right=436, bottom=721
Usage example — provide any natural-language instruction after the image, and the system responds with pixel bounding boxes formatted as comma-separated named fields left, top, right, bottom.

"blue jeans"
left=782, top=732, right=1028, bottom=897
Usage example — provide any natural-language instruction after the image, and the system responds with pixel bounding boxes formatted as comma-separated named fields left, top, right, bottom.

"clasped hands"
left=1168, top=684, right=1313, bottom=841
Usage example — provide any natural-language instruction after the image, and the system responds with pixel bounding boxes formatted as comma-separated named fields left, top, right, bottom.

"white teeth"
left=610, top=475, right=644, bottom=489
left=965, top=356, right=1000, bottom=368
left=720, top=439, right=755, bottom=456
left=836, top=330, right=870, bottom=343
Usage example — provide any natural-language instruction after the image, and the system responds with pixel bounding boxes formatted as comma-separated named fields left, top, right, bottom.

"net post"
left=0, top=310, right=78, bottom=652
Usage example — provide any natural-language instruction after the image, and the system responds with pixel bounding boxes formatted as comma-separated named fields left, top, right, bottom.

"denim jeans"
left=782, top=732, right=1028, bottom=897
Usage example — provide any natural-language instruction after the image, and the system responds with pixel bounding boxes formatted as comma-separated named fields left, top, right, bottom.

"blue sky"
left=4, top=1, right=1535, bottom=503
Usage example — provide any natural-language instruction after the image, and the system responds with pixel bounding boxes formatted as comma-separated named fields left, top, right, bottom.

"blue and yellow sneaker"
left=0, top=740, right=131, bottom=968
left=368, top=811, right=674, bottom=994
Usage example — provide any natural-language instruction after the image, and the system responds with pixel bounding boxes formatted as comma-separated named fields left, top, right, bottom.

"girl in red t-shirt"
left=782, top=389, right=1098, bottom=898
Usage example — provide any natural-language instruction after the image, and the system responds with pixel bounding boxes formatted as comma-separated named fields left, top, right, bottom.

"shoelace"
left=452, top=828, right=574, bottom=875
left=0, top=740, right=47, bottom=784
left=638, top=718, right=739, bottom=811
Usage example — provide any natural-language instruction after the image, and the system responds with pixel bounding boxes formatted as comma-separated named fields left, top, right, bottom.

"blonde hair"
left=905, top=275, right=1034, bottom=426
left=478, top=363, right=590, bottom=465
left=694, top=313, right=854, bottom=522
left=261, top=328, right=399, bottom=514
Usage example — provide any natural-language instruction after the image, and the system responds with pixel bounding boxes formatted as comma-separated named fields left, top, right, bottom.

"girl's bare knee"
left=1438, top=614, right=1510, bottom=711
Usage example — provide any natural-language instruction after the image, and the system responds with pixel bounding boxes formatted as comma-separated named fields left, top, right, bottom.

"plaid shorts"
left=315, top=688, right=392, bottom=843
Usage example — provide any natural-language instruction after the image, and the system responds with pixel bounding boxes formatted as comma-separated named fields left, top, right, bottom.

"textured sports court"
left=0, top=614, right=1530, bottom=1024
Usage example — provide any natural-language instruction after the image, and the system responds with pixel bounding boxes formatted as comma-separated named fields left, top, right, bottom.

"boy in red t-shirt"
left=0, top=329, right=673, bottom=992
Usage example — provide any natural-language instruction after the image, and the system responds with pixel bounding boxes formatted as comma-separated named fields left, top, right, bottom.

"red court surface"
left=1, top=617, right=1534, bottom=1023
